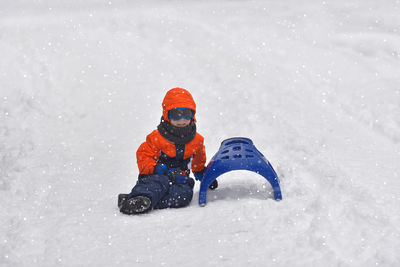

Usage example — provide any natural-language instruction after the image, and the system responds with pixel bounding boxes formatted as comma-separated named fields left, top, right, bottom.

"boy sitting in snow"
left=119, top=88, right=217, bottom=215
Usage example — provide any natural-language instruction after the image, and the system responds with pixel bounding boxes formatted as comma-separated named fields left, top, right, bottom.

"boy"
left=119, top=88, right=218, bottom=215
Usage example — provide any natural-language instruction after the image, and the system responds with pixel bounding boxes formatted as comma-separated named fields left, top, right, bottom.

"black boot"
left=120, top=195, right=152, bottom=215
left=118, top=194, right=128, bottom=209
left=209, top=179, right=218, bottom=190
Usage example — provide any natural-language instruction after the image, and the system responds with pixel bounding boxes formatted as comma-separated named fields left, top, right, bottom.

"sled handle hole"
left=224, top=140, right=250, bottom=146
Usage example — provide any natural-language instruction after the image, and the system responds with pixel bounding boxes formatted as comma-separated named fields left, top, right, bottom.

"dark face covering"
left=157, top=117, right=197, bottom=145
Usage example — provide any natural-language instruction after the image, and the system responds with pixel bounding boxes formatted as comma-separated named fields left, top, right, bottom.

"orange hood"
left=162, top=88, right=197, bottom=122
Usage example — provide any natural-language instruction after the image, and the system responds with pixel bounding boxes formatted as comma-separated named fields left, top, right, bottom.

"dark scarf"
left=157, top=117, right=196, bottom=145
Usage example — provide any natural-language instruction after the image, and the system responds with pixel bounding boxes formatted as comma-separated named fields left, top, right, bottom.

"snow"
left=1, top=0, right=400, bottom=266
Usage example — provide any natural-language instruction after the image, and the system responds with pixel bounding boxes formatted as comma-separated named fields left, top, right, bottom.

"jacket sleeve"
left=191, top=138, right=206, bottom=173
left=136, top=131, right=161, bottom=175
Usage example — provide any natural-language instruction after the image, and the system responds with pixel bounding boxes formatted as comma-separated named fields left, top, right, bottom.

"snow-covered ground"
left=1, top=0, right=400, bottom=266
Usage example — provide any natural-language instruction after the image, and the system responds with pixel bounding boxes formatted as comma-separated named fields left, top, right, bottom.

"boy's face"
left=170, top=118, right=191, bottom=127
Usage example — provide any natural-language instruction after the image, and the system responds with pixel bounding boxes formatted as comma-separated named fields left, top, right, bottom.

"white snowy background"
left=1, top=0, right=400, bottom=266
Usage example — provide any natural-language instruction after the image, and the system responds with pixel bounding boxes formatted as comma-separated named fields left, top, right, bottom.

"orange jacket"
left=136, top=130, right=206, bottom=175
left=136, top=88, right=206, bottom=175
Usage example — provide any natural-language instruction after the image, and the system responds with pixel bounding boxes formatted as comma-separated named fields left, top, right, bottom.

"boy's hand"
left=167, top=169, right=188, bottom=184
left=154, top=163, right=167, bottom=175
left=193, top=170, right=205, bottom=181
left=154, top=164, right=189, bottom=185
left=193, top=169, right=218, bottom=190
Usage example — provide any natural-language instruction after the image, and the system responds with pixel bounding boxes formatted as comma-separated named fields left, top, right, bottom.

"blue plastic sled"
left=199, top=137, right=282, bottom=206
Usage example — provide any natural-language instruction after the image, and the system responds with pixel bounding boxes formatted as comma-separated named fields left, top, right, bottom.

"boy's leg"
left=123, top=174, right=170, bottom=211
left=120, top=195, right=152, bottom=214
left=155, top=178, right=195, bottom=209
